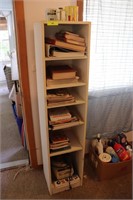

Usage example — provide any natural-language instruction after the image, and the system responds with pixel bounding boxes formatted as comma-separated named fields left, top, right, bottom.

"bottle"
left=95, top=134, right=103, bottom=155
left=126, top=145, right=133, bottom=158
left=113, top=142, right=130, bottom=161
left=105, top=146, right=119, bottom=163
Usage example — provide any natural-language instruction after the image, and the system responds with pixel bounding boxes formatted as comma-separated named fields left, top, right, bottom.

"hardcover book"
left=51, top=50, right=85, bottom=58
left=45, top=37, right=86, bottom=52
left=48, top=107, right=72, bottom=122
left=50, top=65, right=76, bottom=80
left=49, top=132, right=70, bottom=144
left=45, top=44, right=85, bottom=58
left=55, top=31, right=85, bottom=43
left=55, top=36, right=85, bottom=46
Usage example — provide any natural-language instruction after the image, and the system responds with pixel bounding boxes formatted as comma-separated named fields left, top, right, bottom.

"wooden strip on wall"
left=77, top=0, right=83, bottom=21
left=13, top=0, right=37, bottom=167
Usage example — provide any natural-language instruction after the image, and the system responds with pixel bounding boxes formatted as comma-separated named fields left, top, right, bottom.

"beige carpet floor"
left=0, top=82, right=28, bottom=164
left=0, top=157, right=132, bottom=199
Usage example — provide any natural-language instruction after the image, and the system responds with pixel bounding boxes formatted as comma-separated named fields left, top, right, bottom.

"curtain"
left=84, top=0, right=133, bottom=138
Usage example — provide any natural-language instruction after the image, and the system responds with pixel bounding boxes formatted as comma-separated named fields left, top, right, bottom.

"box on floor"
left=88, top=133, right=132, bottom=181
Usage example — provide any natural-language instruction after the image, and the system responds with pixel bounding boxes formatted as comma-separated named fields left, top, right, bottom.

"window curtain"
left=84, top=0, right=133, bottom=138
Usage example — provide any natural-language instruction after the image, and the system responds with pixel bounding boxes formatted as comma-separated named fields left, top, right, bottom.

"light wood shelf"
left=45, top=55, right=88, bottom=61
left=34, top=21, right=91, bottom=195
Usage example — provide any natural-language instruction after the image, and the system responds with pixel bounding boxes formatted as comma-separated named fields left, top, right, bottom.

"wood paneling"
left=77, top=0, right=83, bottom=21
left=13, top=0, right=37, bottom=167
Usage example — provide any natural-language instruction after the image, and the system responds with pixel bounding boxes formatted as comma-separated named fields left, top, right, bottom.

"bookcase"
left=34, top=21, right=91, bottom=195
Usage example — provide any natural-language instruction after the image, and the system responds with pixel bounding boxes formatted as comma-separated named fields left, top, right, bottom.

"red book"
left=50, top=133, right=70, bottom=144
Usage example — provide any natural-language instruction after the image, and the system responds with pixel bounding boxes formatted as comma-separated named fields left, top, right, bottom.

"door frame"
left=13, top=0, right=37, bottom=167
left=77, top=0, right=83, bottom=21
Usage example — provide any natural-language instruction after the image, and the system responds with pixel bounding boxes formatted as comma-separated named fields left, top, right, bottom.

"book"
left=50, top=65, right=76, bottom=80
left=47, top=89, right=73, bottom=100
left=50, top=143, right=71, bottom=150
left=49, top=132, right=70, bottom=144
left=50, top=145, right=71, bottom=152
left=49, top=116, right=78, bottom=126
left=55, top=31, right=85, bottom=43
left=50, top=141, right=70, bottom=148
left=47, top=89, right=75, bottom=105
left=45, top=37, right=86, bottom=52
left=55, top=35, right=85, bottom=46
left=45, top=44, right=85, bottom=58
left=48, top=107, right=71, bottom=122
left=51, top=50, right=85, bottom=58
left=46, top=76, right=79, bottom=86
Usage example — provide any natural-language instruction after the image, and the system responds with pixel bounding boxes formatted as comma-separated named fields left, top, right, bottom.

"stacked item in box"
left=91, top=132, right=132, bottom=163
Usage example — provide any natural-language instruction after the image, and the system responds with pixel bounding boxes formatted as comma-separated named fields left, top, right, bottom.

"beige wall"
left=23, top=0, right=77, bottom=164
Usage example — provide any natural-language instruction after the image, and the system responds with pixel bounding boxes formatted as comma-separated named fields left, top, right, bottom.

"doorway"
left=0, top=7, right=29, bottom=170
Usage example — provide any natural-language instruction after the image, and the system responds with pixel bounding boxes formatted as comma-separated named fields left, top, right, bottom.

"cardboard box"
left=89, top=145, right=132, bottom=181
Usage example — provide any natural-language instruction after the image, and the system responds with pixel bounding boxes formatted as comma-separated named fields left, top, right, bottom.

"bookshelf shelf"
left=49, top=120, right=84, bottom=131
left=46, top=81, right=86, bottom=90
left=47, top=99, right=85, bottom=109
left=34, top=21, right=91, bottom=195
left=45, top=55, right=88, bottom=61
left=50, top=134, right=83, bottom=157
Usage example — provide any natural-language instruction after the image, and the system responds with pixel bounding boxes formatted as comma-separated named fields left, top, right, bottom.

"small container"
left=47, top=9, right=57, bottom=21
left=96, top=134, right=103, bottom=155
left=58, top=8, right=66, bottom=21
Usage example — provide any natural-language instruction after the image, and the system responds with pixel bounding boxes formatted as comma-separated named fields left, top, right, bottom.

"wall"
left=23, top=0, right=77, bottom=164
left=0, top=0, right=12, bottom=10
left=0, top=0, right=12, bottom=82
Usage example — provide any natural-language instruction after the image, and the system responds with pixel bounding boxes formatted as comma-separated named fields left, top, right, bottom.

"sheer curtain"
left=84, top=0, right=133, bottom=138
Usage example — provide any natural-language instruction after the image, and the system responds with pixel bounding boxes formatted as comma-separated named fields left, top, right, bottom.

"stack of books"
left=47, top=89, right=75, bottom=106
left=48, top=107, right=79, bottom=129
left=51, top=154, right=74, bottom=179
left=46, top=65, right=79, bottom=86
left=49, top=131, right=71, bottom=152
left=45, top=30, right=86, bottom=58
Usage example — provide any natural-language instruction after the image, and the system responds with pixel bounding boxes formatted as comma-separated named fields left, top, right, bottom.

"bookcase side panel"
left=34, top=23, right=51, bottom=194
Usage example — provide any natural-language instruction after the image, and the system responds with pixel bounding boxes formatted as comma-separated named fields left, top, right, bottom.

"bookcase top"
left=39, top=21, right=91, bottom=25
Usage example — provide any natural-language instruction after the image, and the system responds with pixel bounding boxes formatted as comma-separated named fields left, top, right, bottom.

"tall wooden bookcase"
left=34, top=21, right=91, bottom=195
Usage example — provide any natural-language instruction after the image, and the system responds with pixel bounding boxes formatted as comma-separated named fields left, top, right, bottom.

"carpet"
left=0, top=156, right=132, bottom=199
left=0, top=82, right=28, bottom=164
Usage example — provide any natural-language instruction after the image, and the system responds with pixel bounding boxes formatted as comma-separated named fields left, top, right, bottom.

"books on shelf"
left=49, top=115, right=78, bottom=126
left=51, top=154, right=74, bottom=179
left=50, top=65, right=76, bottom=80
left=49, top=131, right=71, bottom=152
left=46, top=76, right=79, bottom=86
left=45, top=37, right=86, bottom=52
left=47, top=89, right=75, bottom=106
left=56, top=31, right=85, bottom=43
left=50, top=132, right=70, bottom=144
left=49, top=107, right=72, bottom=122
left=45, top=44, right=85, bottom=58
left=51, top=50, right=85, bottom=58
left=55, top=36, right=85, bottom=46
left=48, top=107, right=79, bottom=129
